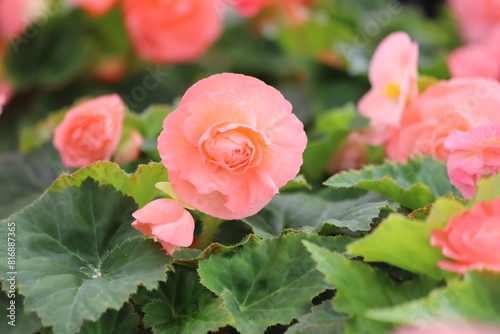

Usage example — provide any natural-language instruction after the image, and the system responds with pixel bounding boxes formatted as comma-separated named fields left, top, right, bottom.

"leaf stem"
left=198, top=216, right=223, bottom=249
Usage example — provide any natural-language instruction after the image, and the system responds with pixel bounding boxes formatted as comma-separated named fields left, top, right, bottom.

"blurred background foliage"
left=0, top=0, right=461, bottom=184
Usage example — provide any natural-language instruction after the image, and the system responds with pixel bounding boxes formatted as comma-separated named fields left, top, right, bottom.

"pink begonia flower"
left=158, top=73, right=307, bottom=220
left=113, top=130, right=144, bottom=165
left=385, top=78, right=500, bottom=162
left=67, top=0, right=119, bottom=17
left=447, top=0, right=500, bottom=43
left=393, top=320, right=500, bottom=334
left=430, top=199, right=500, bottom=274
left=53, top=94, right=124, bottom=168
left=448, top=24, right=500, bottom=80
left=444, top=125, right=500, bottom=199
left=92, top=57, right=128, bottom=84
left=233, top=0, right=315, bottom=24
left=357, top=32, right=419, bottom=145
left=0, top=0, right=47, bottom=41
left=122, top=0, right=222, bottom=64
left=132, top=198, right=195, bottom=256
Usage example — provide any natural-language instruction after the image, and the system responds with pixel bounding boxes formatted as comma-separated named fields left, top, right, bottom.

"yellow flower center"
left=384, top=82, right=401, bottom=99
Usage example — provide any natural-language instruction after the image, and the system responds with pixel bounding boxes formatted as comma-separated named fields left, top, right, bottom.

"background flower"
left=158, top=73, right=307, bottom=220
left=447, top=0, right=500, bottom=43
left=447, top=24, right=500, bottom=80
left=132, top=198, right=195, bottom=255
left=357, top=32, right=419, bottom=145
left=53, top=94, right=124, bottom=168
left=431, top=199, right=500, bottom=274
left=445, top=125, right=500, bottom=199
left=67, top=0, right=119, bottom=17
left=122, top=0, right=222, bottom=64
left=385, top=78, right=500, bottom=162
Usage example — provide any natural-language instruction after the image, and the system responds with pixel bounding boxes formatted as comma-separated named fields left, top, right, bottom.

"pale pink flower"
left=444, top=125, right=500, bottom=199
left=0, top=0, right=47, bottom=41
left=68, top=0, right=119, bottom=17
left=431, top=199, right=500, bottom=274
left=113, top=130, right=144, bottom=165
left=385, top=78, right=500, bottom=162
left=132, top=198, right=195, bottom=255
left=158, top=73, right=307, bottom=220
left=448, top=0, right=500, bottom=43
left=357, top=32, right=419, bottom=145
left=122, top=0, right=222, bottom=64
left=448, top=24, right=500, bottom=80
left=393, top=320, right=500, bottom=334
left=53, top=94, right=124, bottom=168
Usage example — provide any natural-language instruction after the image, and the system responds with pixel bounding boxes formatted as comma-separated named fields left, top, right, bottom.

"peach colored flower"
left=357, top=32, right=418, bottom=145
left=444, top=125, right=500, bottom=199
left=158, top=73, right=307, bottom=220
left=448, top=24, right=500, bottom=80
left=328, top=132, right=367, bottom=174
left=385, top=78, right=500, bottom=162
left=132, top=198, right=195, bottom=255
left=113, top=130, right=144, bottom=165
left=122, top=0, right=222, bottom=64
left=0, top=0, right=46, bottom=41
left=448, top=0, right=500, bottom=43
left=53, top=94, right=124, bottom=168
left=68, top=0, right=119, bottom=17
left=431, top=199, right=500, bottom=274
left=393, top=320, right=500, bottom=334
left=232, top=0, right=315, bottom=24
left=92, top=57, right=128, bottom=84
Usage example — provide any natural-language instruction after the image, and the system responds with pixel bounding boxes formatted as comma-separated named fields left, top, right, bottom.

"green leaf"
left=79, top=303, right=140, bottom=334
left=304, top=242, right=440, bottom=334
left=0, top=180, right=171, bottom=334
left=139, top=105, right=173, bottom=139
left=19, top=109, right=67, bottom=154
left=473, top=173, right=500, bottom=204
left=49, top=161, right=168, bottom=207
left=243, top=193, right=393, bottom=238
left=368, top=271, right=500, bottom=325
left=285, top=301, right=347, bottom=334
left=0, top=144, right=65, bottom=220
left=143, top=266, right=233, bottom=333
left=0, top=286, right=42, bottom=334
left=347, top=199, right=465, bottom=280
left=302, top=105, right=356, bottom=181
left=324, top=157, right=460, bottom=210
left=5, top=10, right=91, bottom=90
left=197, top=233, right=349, bottom=334
left=279, top=174, right=312, bottom=192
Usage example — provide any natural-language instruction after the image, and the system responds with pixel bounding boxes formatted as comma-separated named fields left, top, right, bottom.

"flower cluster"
left=360, top=31, right=500, bottom=199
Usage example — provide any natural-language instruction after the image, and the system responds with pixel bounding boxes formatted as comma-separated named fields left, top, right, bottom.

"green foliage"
left=243, top=192, right=394, bottom=238
left=142, top=266, right=233, bottom=333
left=347, top=199, right=464, bottom=280
left=324, top=157, right=460, bottom=210
left=198, top=233, right=349, bottom=334
left=302, top=104, right=357, bottom=181
left=0, top=287, right=42, bottom=334
left=0, top=180, right=171, bottom=334
left=79, top=303, right=140, bottom=334
left=472, top=173, right=500, bottom=204
left=0, top=143, right=65, bottom=220
left=304, top=242, right=441, bottom=334
left=5, top=10, right=92, bottom=90
left=285, top=301, right=347, bottom=334
left=49, top=161, right=167, bottom=207
left=368, top=271, right=500, bottom=326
